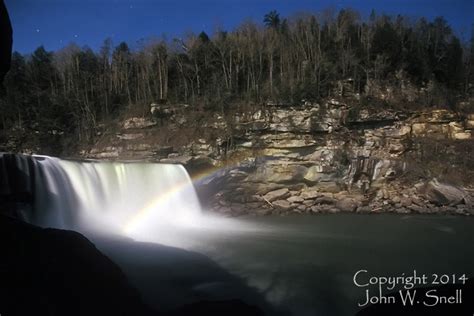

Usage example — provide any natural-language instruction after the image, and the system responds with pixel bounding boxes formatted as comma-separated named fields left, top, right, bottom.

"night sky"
left=6, top=0, right=474, bottom=54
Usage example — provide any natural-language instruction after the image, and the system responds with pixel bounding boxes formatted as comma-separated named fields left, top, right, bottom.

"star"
left=74, top=34, right=78, bottom=38
left=36, top=28, right=40, bottom=33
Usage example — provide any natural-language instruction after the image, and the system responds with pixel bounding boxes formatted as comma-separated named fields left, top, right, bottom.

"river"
left=91, top=213, right=474, bottom=316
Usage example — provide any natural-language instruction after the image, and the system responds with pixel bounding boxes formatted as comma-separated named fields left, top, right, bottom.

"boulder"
left=300, top=189, right=321, bottom=200
left=400, top=197, right=412, bottom=207
left=356, top=206, right=371, bottom=213
left=296, top=205, right=307, bottom=212
left=287, top=196, right=304, bottom=203
left=272, top=200, right=295, bottom=211
left=391, top=196, right=401, bottom=204
left=314, top=181, right=341, bottom=193
left=408, top=204, right=425, bottom=213
left=314, top=196, right=336, bottom=205
left=263, top=188, right=290, bottom=202
left=420, top=179, right=468, bottom=206
left=310, top=206, right=321, bottom=213
left=335, top=198, right=360, bottom=212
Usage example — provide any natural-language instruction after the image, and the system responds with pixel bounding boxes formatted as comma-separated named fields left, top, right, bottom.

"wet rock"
left=287, top=196, right=304, bottom=203
left=255, top=209, right=272, bottom=216
left=408, top=204, right=425, bottom=213
left=263, top=188, right=290, bottom=202
left=356, top=206, right=371, bottom=213
left=313, top=196, right=336, bottom=205
left=217, top=206, right=232, bottom=215
left=272, top=200, right=295, bottom=211
left=439, top=206, right=458, bottom=214
left=300, top=189, right=321, bottom=200
left=335, top=198, right=360, bottom=212
left=296, top=205, right=307, bottom=212
left=397, top=207, right=410, bottom=214
left=244, top=202, right=262, bottom=209
left=230, top=204, right=247, bottom=215
left=310, top=206, right=321, bottom=213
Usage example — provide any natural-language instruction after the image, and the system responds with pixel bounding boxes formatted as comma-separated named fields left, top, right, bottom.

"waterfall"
left=0, top=154, right=202, bottom=236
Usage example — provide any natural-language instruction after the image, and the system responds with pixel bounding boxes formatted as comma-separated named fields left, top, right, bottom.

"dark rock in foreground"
left=0, top=214, right=155, bottom=316
left=0, top=214, right=266, bottom=316
left=171, top=299, right=264, bottom=316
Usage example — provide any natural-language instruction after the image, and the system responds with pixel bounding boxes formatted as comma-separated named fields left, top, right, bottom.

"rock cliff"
left=83, top=100, right=474, bottom=216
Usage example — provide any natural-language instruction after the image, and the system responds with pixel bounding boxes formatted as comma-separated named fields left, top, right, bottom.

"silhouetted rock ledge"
left=0, top=215, right=265, bottom=316
left=170, top=300, right=264, bottom=316
left=0, top=214, right=155, bottom=316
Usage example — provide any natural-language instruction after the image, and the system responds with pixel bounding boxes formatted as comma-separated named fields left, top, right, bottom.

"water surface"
left=95, top=214, right=474, bottom=316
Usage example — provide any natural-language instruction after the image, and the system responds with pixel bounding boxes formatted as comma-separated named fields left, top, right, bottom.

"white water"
left=11, top=155, right=259, bottom=247
left=20, top=156, right=200, bottom=235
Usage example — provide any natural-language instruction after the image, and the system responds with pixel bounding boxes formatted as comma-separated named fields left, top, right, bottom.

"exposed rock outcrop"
left=83, top=101, right=474, bottom=217
left=419, top=179, right=471, bottom=206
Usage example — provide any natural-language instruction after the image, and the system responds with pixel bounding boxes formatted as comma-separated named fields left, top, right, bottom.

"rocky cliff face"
left=83, top=100, right=474, bottom=216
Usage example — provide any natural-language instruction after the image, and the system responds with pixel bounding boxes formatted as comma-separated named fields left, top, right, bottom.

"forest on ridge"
left=1, top=9, right=473, bottom=150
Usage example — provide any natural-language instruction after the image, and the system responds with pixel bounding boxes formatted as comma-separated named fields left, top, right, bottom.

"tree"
left=111, top=42, right=132, bottom=105
left=264, top=10, right=280, bottom=29
left=1, top=8, right=470, bottom=153
left=263, top=10, right=282, bottom=97
left=2, top=52, right=29, bottom=128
